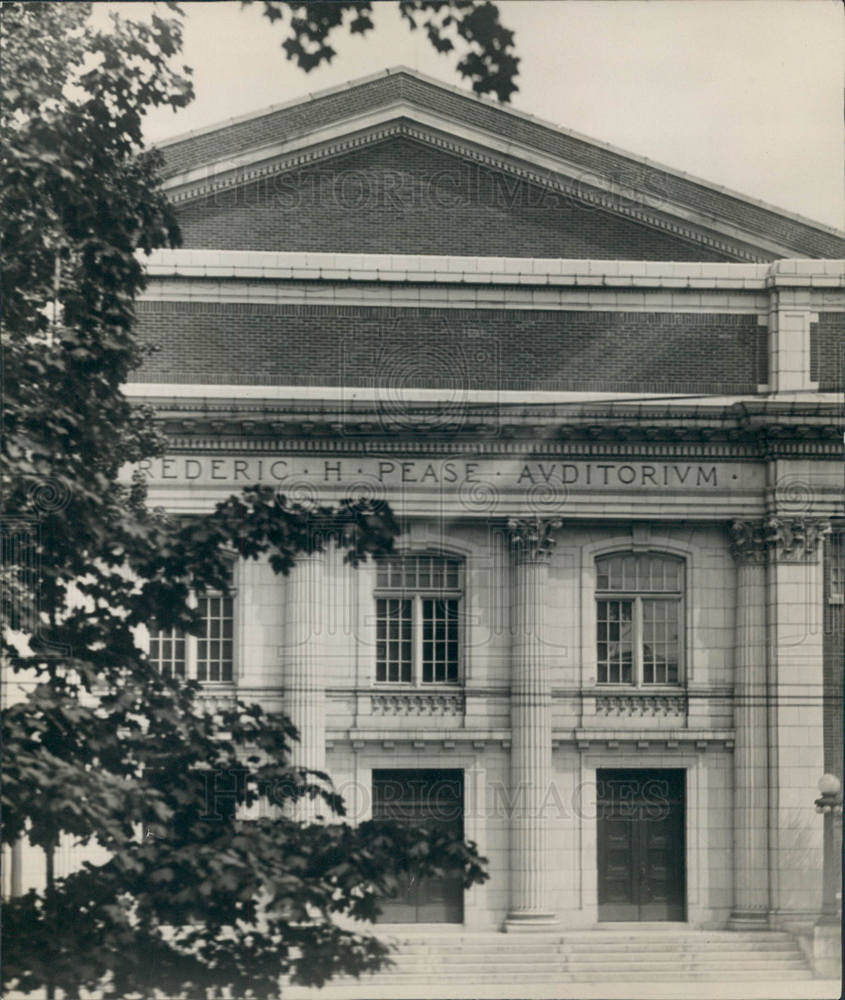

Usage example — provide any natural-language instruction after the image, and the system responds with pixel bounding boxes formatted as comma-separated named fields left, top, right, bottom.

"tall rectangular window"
left=148, top=563, right=236, bottom=683
left=375, top=554, right=462, bottom=684
left=196, top=594, right=234, bottom=682
left=596, top=553, right=683, bottom=686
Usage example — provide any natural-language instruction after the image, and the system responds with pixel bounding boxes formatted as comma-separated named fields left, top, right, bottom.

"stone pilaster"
left=764, top=516, right=830, bottom=919
left=766, top=283, right=817, bottom=393
left=285, top=548, right=327, bottom=822
left=727, top=519, right=770, bottom=927
left=504, top=517, right=559, bottom=930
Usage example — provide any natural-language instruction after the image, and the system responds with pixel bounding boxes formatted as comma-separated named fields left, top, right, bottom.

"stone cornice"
left=138, top=249, right=845, bottom=293
left=327, top=728, right=735, bottom=749
left=137, top=399, right=844, bottom=458
left=573, top=729, right=734, bottom=749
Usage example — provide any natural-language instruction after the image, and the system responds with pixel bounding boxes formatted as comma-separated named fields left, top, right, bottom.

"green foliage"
left=1, top=4, right=487, bottom=997
left=248, top=0, right=520, bottom=101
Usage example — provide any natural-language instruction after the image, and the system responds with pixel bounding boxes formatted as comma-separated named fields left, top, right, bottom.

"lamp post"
left=814, top=773, right=842, bottom=925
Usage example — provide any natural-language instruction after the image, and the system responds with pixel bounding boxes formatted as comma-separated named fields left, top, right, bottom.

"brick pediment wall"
left=172, top=138, right=733, bottom=261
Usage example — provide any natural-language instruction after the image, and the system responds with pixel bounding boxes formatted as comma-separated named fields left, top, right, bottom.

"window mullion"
left=413, top=595, right=423, bottom=688
left=634, top=596, right=643, bottom=688
left=677, top=595, right=684, bottom=685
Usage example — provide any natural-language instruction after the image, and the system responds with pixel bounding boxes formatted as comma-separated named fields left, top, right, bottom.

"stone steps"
left=332, top=971, right=811, bottom=983
left=363, top=958, right=810, bottom=972
left=382, top=930, right=794, bottom=943
left=392, top=939, right=798, bottom=953
left=285, top=928, right=815, bottom=998
left=382, top=958, right=808, bottom=970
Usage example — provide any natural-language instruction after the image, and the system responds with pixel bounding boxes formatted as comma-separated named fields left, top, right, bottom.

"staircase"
left=284, top=928, right=823, bottom=1000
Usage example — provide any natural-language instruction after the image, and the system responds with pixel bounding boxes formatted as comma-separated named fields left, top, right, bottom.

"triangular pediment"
left=159, top=68, right=844, bottom=262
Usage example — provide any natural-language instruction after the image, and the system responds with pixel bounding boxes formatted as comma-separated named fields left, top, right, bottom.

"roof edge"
left=152, top=66, right=844, bottom=241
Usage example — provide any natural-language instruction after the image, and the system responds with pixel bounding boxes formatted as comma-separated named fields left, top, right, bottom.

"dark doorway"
left=597, top=768, right=686, bottom=921
left=372, top=768, right=464, bottom=923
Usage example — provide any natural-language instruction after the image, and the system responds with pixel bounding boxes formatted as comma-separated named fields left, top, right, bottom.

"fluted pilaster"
left=728, top=516, right=831, bottom=922
left=285, top=548, right=326, bottom=822
left=764, top=516, right=829, bottom=918
left=727, top=520, right=770, bottom=927
left=505, top=517, right=559, bottom=929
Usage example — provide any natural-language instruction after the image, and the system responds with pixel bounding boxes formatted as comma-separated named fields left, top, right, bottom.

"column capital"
left=506, top=517, right=562, bottom=564
left=729, top=520, right=768, bottom=564
left=765, top=516, right=830, bottom=563
left=729, top=517, right=831, bottom=563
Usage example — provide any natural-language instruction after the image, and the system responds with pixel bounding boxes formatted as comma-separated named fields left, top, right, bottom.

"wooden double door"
left=597, top=768, right=686, bottom=922
left=372, top=768, right=464, bottom=923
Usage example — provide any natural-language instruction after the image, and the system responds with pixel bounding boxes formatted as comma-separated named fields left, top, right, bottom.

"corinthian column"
left=727, top=520, right=770, bottom=927
left=505, top=517, right=559, bottom=930
left=285, top=548, right=326, bottom=822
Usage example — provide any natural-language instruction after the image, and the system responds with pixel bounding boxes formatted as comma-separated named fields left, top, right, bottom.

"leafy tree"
left=246, top=0, right=520, bottom=101
left=1, top=3, right=487, bottom=998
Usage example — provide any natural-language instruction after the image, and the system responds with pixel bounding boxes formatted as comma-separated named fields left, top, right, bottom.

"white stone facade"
left=6, top=70, right=843, bottom=983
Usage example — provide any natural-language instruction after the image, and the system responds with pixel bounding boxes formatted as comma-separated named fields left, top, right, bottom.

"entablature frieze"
left=132, top=449, right=843, bottom=521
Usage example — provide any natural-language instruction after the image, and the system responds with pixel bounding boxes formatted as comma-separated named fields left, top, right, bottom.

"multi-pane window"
left=375, top=554, right=462, bottom=684
left=195, top=593, right=234, bottom=681
left=596, top=553, right=683, bottom=686
left=148, top=564, right=235, bottom=682
left=148, top=626, right=187, bottom=679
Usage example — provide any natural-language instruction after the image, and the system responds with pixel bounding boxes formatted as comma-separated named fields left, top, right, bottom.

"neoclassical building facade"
left=10, top=68, right=844, bottom=982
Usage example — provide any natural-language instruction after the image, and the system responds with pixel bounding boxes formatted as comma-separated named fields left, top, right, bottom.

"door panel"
left=373, top=769, right=464, bottom=923
left=598, top=816, right=638, bottom=920
left=598, top=769, right=685, bottom=922
left=639, top=803, right=685, bottom=920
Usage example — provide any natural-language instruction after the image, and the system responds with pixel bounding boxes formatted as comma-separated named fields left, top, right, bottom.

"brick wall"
left=173, top=138, right=733, bottom=261
left=133, top=301, right=766, bottom=393
left=810, top=312, right=845, bottom=391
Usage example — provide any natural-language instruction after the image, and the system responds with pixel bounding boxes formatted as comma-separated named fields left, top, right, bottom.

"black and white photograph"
left=2, top=1, right=843, bottom=998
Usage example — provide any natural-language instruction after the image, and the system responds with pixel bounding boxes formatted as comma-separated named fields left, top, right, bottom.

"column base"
left=504, top=912, right=559, bottom=933
left=726, top=909, right=770, bottom=930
